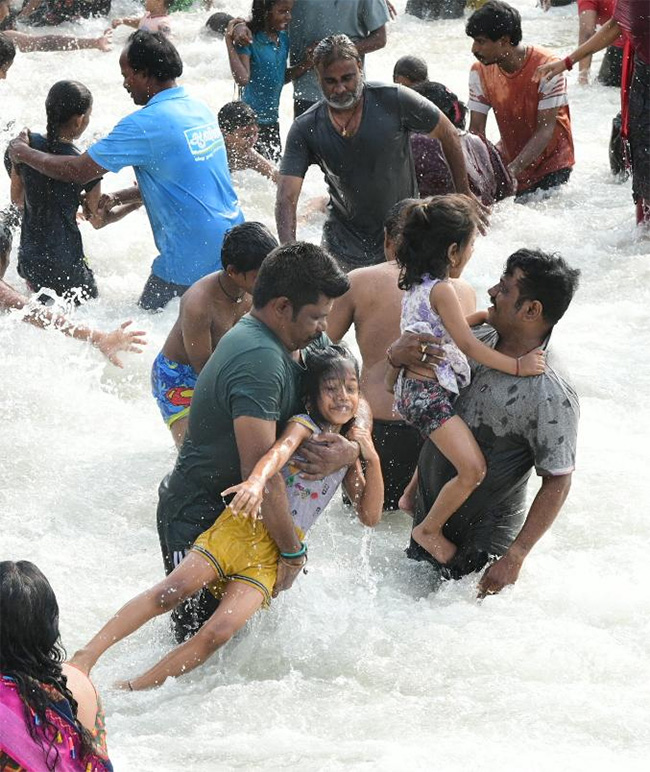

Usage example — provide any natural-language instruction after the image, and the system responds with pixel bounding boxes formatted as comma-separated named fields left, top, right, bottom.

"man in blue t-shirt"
left=8, top=30, right=244, bottom=311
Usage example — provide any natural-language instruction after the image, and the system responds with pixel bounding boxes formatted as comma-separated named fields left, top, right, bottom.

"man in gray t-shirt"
left=387, top=249, right=581, bottom=596
left=289, top=0, right=391, bottom=114
left=277, top=35, right=473, bottom=271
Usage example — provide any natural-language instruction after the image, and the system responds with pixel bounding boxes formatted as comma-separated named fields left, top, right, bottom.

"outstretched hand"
left=95, top=29, right=113, bottom=52
left=94, top=320, right=147, bottom=367
left=221, top=479, right=264, bottom=518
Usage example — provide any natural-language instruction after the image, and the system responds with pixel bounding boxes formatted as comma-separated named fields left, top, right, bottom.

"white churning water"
left=1, top=1, right=649, bottom=769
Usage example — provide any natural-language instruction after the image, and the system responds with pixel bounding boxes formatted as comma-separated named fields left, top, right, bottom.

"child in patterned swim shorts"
left=392, top=195, right=545, bottom=565
left=71, top=345, right=383, bottom=690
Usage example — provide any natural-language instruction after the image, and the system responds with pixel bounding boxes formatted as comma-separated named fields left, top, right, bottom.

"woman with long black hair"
left=0, top=561, right=112, bottom=772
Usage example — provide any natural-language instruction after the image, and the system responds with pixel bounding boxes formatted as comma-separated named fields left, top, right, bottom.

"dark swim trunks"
left=515, top=168, right=572, bottom=202
left=372, top=419, right=424, bottom=511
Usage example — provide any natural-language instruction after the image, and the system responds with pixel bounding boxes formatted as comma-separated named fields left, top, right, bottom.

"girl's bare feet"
left=411, top=522, right=457, bottom=565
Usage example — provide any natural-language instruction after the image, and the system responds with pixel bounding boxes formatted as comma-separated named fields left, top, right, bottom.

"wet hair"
left=126, top=29, right=183, bottom=81
left=302, top=343, right=360, bottom=429
left=505, top=248, right=580, bottom=326
left=44, top=80, right=92, bottom=152
left=252, top=241, right=350, bottom=315
left=205, top=11, right=234, bottom=36
left=249, top=0, right=284, bottom=34
left=393, top=55, right=428, bottom=85
left=413, top=80, right=467, bottom=130
left=466, top=1, right=522, bottom=46
left=218, top=101, right=258, bottom=135
left=384, top=198, right=418, bottom=242
left=0, top=205, right=20, bottom=279
left=0, top=561, right=94, bottom=769
left=396, top=195, right=478, bottom=291
left=0, top=31, right=16, bottom=70
left=313, top=34, right=361, bottom=70
left=221, top=221, right=278, bottom=273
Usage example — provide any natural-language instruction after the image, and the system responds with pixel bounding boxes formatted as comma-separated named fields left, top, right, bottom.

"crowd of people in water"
left=1, top=0, right=648, bottom=768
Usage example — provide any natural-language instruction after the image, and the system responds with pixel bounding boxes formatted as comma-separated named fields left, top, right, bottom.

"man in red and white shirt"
left=466, top=1, right=574, bottom=198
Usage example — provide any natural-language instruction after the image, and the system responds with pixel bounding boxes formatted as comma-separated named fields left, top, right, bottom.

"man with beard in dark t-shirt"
left=387, top=249, right=580, bottom=596
left=276, top=35, right=476, bottom=272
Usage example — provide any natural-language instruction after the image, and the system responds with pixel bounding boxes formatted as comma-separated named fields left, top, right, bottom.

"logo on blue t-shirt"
left=184, top=122, right=223, bottom=161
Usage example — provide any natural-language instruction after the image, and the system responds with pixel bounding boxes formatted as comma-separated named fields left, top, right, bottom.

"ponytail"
left=44, top=81, right=93, bottom=152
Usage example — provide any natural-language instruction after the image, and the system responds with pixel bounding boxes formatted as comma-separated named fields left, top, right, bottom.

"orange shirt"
left=468, top=46, right=575, bottom=191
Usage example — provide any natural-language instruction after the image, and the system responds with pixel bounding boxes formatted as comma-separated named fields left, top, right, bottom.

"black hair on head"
left=205, top=11, right=234, bottom=36
left=249, top=0, right=283, bottom=34
left=252, top=241, right=349, bottom=315
left=313, top=34, right=361, bottom=70
left=302, top=343, right=360, bottom=428
left=218, top=101, right=258, bottom=134
left=221, top=221, right=278, bottom=273
left=505, top=248, right=580, bottom=326
left=44, top=80, right=93, bottom=152
left=126, top=29, right=183, bottom=81
left=466, top=0, right=522, bottom=46
left=0, top=561, right=95, bottom=767
left=384, top=198, right=419, bottom=241
left=396, top=194, right=478, bottom=291
left=393, top=55, right=428, bottom=85
left=414, top=80, right=467, bottom=130
left=0, top=32, right=16, bottom=69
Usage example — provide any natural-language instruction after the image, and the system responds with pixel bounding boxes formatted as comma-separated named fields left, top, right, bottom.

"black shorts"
left=515, top=168, right=572, bottom=202
left=372, top=419, right=424, bottom=511
left=156, top=474, right=224, bottom=642
left=18, top=258, right=98, bottom=305
left=138, top=272, right=189, bottom=312
left=255, top=123, right=281, bottom=163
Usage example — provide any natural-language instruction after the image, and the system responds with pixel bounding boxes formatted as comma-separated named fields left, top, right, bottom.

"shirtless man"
left=327, top=199, right=477, bottom=510
left=152, top=222, right=278, bottom=447
left=218, top=101, right=278, bottom=184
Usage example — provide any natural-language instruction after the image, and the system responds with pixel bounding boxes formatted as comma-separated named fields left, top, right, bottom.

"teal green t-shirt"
left=170, top=315, right=327, bottom=509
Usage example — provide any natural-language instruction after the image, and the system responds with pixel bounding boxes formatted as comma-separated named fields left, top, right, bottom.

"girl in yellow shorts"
left=71, top=345, right=383, bottom=690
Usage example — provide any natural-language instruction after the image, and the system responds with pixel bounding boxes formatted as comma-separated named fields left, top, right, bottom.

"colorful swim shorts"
left=151, top=352, right=198, bottom=427
left=192, top=507, right=304, bottom=606
left=394, top=375, right=455, bottom=438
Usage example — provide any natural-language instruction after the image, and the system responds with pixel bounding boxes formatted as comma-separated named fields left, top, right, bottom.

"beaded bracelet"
left=280, top=542, right=307, bottom=560
left=563, top=55, right=573, bottom=71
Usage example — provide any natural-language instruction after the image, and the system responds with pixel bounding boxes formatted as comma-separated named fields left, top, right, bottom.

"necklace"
left=218, top=273, right=245, bottom=304
left=328, top=97, right=363, bottom=137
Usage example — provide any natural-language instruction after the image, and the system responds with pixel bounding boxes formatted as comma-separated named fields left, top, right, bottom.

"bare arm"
left=465, top=310, right=489, bottom=328
left=577, top=9, right=598, bottom=82
left=10, top=166, right=24, bottom=209
left=83, top=184, right=141, bottom=229
left=233, top=416, right=302, bottom=554
left=9, top=132, right=107, bottom=185
left=244, top=149, right=279, bottom=183
left=326, top=285, right=356, bottom=343
left=469, top=110, right=488, bottom=137
left=429, top=113, right=470, bottom=196
left=112, top=17, right=141, bottom=29
left=0, top=280, right=147, bottom=366
left=433, top=282, right=544, bottom=376
left=478, top=473, right=572, bottom=596
left=342, top=425, right=383, bottom=526
left=534, top=17, right=622, bottom=82
left=275, top=174, right=304, bottom=243
left=286, top=43, right=316, bottom=83
left=225, top=21, right=251, bottom=86
left=5, top=29, right=112, bottom=53
left=222, top=421, right=313, bottom=517
left=507, top=106, right=560, bottom=181
left=354, top=25, right=387, bottom=56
